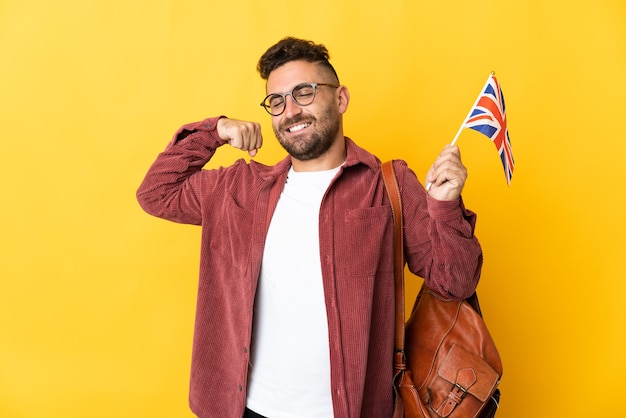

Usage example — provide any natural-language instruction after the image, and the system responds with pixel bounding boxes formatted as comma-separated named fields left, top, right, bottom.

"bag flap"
left=437, top=344, right=500, bottom=402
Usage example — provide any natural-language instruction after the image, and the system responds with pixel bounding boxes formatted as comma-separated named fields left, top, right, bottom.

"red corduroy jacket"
left=136, top=117, right=483, bottom=418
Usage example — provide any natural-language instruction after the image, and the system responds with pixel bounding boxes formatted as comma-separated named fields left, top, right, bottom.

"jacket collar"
left=343, top=136, right=380, bottom=172
left=258, top=137, right=379, bottom=181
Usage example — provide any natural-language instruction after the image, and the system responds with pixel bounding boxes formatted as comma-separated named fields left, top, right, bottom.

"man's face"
left=266, top=60, right=342, bottom=161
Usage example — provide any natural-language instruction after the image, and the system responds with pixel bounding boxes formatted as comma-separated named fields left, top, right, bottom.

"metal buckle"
left=452, top=383, right=468, bottom=400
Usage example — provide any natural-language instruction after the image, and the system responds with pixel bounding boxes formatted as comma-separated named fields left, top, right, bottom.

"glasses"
left=260, top=82, right=339, bottom=116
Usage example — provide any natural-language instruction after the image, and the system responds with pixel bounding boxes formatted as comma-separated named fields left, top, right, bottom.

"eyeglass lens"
left=265, top=83, right=317, bottom=115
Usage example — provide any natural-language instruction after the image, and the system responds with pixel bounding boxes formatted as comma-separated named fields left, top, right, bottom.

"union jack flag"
left=462, top=74, right=514, bottom=185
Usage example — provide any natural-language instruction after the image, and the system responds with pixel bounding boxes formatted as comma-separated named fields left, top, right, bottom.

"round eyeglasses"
left=260, top=82, right=339, bottom=116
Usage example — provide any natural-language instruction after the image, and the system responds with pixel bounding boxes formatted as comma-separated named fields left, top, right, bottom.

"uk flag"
left=463, top=74, right=514, bottom=185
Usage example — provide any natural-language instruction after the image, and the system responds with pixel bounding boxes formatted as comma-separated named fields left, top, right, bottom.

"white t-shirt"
left=246, top=165, right=340, bottom=418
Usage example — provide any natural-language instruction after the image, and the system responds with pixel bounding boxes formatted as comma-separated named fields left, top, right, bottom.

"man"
left=137, top=37, right=482, bottom=418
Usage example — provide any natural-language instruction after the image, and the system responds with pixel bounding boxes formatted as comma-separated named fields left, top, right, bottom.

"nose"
left=282, top=93, right=303, bottom=118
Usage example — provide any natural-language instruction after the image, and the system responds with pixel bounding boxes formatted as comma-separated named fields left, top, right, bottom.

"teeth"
left=288, top=123, right=309, bottom=133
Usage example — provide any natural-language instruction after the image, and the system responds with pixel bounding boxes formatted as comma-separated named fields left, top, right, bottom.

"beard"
left=273, top=105, right=340, bottom=161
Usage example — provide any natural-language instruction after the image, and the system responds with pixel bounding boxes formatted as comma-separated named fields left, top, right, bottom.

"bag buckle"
left=434, top=383, right=469, bottom=417
left=451, top=383, right=468, bottom=400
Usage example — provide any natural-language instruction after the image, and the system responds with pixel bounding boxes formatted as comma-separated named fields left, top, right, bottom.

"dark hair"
left=257, top=37, right=339, bottom=83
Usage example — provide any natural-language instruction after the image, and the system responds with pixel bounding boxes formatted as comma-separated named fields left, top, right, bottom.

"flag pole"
left=450, top=71, right=495, bottom=146
left=426, top=71, right=495, bottom=191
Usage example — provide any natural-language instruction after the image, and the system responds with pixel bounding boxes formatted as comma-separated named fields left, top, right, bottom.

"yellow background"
left=1, top=0, right=625, bottom=417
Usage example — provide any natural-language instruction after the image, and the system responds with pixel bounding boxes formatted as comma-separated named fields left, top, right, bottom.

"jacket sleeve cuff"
left=169, top=116, right=228, bottom=146
left=426, top=194, right=477, bottom=228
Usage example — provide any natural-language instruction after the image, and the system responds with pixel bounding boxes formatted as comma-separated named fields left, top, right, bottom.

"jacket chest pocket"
left=334, top=206, right=393, bottom=276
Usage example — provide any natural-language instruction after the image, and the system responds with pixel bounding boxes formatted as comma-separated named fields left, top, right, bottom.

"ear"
left=337, top=85, right=350, bottom=114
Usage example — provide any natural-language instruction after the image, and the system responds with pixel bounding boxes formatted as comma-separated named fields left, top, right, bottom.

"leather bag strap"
left=381, top=161, right=406, bottom=367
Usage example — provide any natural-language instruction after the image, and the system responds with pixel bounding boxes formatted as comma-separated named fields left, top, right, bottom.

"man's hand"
left=217, top=117, right=263, bottom=157
left=426, top=145, right=467, bottom=201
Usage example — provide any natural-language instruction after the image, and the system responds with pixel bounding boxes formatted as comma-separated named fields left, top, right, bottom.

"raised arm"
left=136, top=117, right=263, bottom=225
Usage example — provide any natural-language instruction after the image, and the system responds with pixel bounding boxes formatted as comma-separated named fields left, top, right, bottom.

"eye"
left=293, top=85, right=315, bottom=101
left=268, top=94, right=285, bottom=109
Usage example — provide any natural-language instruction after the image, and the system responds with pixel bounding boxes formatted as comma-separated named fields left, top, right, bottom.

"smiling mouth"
left=286, top=122, right=311, bottom=133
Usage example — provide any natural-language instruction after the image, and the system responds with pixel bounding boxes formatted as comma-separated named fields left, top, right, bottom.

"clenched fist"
left=426, top=145, right=467, bottom=201
left=217, top=117, right=263, bottom=157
